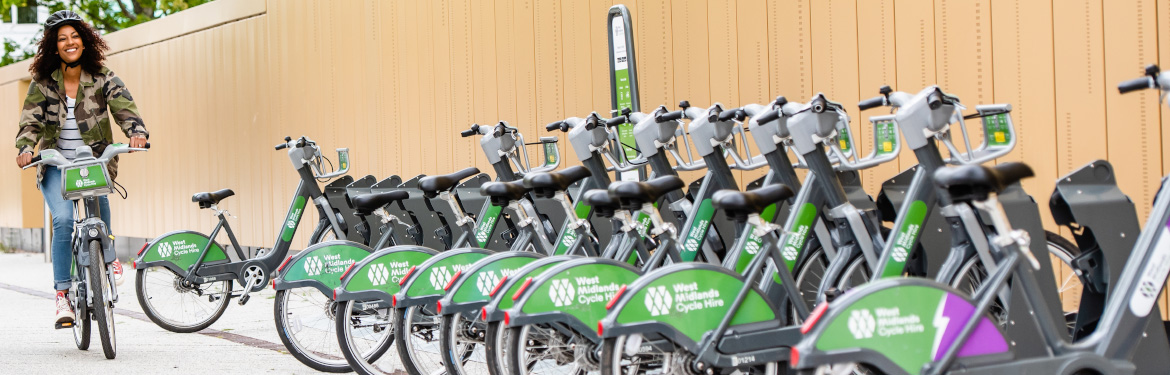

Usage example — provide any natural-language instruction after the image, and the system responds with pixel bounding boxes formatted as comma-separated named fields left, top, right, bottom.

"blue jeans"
left=40, top=167, right=111, bottom=291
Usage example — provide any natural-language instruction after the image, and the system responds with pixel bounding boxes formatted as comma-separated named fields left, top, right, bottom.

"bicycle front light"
left=88, top=228, right=99, bottom=238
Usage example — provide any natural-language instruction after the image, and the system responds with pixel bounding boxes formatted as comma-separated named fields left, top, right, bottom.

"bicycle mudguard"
left=506, top=258, right=641, bottom=339
left=597, top=263, right=779, bottom=348
left=437, top=252, right=544, bottom=316
left=332, top=245, right=439, bottom=304
left=792, top=278, right=1011, bottom=375
left=394, top=248, right=494, bottom=308
left=272, top=240, right=375, bottom=296
left=134, top=230, right=229, bottom=275
left=479, top=256, right=576, bottom=323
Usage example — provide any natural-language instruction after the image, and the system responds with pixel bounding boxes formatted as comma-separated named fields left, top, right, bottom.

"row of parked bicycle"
left=128, top=64, right=1170, bottom=375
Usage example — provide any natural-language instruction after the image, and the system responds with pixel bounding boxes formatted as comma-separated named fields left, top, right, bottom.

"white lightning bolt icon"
left=931, top=295, right=950, bottom=359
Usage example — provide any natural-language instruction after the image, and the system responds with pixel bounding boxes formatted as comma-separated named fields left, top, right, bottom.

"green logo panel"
left=406, top=252, right=490, bottom=298
left=64, top=164, right=109, bottom=193
left=881, top=200, right=927, bottom=278
left=680, top=199, right=715, bottom=261
left=553, top=201, right=594, bottom=255
left=780, top=203, right=818, bottom=270
left=519, top=263, right=639, bottom=332
left=281, top=196, right=307, bottom=242
left=734, top=203, right=780, bottom=274
left=142, top=232, right=227, bottom=270
left=475, top=204, right=504, bottom=247
left=282, top=244, right=370, bottom=290
left=452, top=256, right=540, bottom=304
left=614, top=269, right=775, bottom=342
left=343, top=250, right=434, bottom=295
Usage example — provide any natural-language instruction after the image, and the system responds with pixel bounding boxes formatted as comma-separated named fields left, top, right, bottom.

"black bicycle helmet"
left=45, top=10, right=83, bottom=30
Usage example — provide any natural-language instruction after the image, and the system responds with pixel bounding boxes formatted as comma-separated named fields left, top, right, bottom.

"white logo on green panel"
left=157, top=242, right=173, bottom=258
left=430, top=266, right=453, bottom=290
left=368, top=263, right=390, bottom=286
left=549, top=279, right=577, bottom=307
left=645, top=286, right=673, bottom=316
left=475, top=217, right=496, bottom=245
left=304, top=256, right=323, bottom=276
left=891, top=248, right=909, bottom=262
left=477, top=271, right=500, bottom=295
left=848, top=309, right=876, bottom=339
left=782, top=246, right=799, bottom=261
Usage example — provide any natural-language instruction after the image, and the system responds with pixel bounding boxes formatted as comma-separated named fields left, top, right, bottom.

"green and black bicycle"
left=24, top=143, right=149, bottom=359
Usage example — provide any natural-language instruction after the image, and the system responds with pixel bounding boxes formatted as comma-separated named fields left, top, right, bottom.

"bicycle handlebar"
left=545, top=121, right=565, bottom=132
left=1119, top=77, right=1154, bottom=94
left=656, top=110, right=684, bottom=123
left=755, top=108, right=781, bottom=124
left=717, top=108, right=745, bottom=122
left=858, top=96, right=886, bottom=111
left=606, top=116, right=627, bottom=128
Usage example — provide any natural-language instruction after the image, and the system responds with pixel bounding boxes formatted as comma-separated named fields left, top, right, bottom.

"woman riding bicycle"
left=12, top=10, right=148, bottom=325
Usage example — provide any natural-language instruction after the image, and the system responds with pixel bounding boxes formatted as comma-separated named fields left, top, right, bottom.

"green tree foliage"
left=0, top=0, right=214, bottom=66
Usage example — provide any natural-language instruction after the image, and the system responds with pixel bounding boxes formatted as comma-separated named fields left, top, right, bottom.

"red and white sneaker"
left=55, top=291, right=75, bottom=324
left=110, top=259, right=124, bottom=286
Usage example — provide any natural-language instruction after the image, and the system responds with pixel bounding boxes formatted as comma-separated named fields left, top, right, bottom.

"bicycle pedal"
left=55, top=321, right=74, bottom=329
left=238, top=294, right=250, bottom=305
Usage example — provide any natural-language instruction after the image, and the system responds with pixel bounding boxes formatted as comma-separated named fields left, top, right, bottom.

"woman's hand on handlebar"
left=15, top=152, right=32, bottom=168
left=129, top=135, right=148, bottom=152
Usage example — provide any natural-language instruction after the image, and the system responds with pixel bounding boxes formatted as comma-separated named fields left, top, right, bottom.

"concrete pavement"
left=0, top=251, right=411, bottom=374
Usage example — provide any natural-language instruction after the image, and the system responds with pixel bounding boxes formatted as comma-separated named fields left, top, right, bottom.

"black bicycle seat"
left=933, top=162, right=1034, bottom=203
left=583, top=189, right=620, bottom=218
left=419, top=167, right=481, bottom=198
left=481, top=181, right=532, bottom=206
left=713, top=184, right=794, bottom=222
left=524, top=166, right=591, bottom=198
left=192, top=189, right=235, bottom=209
left=351, top=190, right=410, bottom=216
left=608, top=176, right=685, bottom=210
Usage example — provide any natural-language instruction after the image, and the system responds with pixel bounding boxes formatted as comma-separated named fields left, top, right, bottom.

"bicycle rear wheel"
left=334, top=299, right=397, bottom=375
left=275, top=288, right=354, bottom=372
left=440, top=312, right=492, bottom=375
left=72, top=278, right=91, bottom=350
left=88, top=240, right=116, bottom=359
left=136, top=265, right=231, bottom=333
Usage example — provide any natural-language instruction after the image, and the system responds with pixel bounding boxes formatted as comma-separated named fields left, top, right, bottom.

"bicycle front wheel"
left=335, top=299, right=397, bottom=375
left=88, top=240, right=116, bottom=359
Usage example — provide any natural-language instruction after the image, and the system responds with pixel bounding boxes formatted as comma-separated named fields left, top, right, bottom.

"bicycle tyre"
left=275, top=288, right=352, bottom=373
left=135, top=266, right=231, bottom=333
left=334, top=299, right=398, bottom=375
left=73, top=278, right=91, bottom=350
left=88, top=240, right=116, bottom=359
left=394, top=305, right=448, bottom=375
left=439, top=313, right=492, bottom=375
left=483, top=321, right=512, bottom=375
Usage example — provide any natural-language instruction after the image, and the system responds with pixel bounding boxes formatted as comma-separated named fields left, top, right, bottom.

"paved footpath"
left=0, top=251, right=358, bottom=374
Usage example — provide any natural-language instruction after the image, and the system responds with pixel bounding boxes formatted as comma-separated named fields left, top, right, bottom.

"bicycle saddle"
left=351, top=190, right=410, bottom=216
left=933, top=162, right=1034, bottom=203
left=419, top=167, right=481, bottom=198
left=583, top=189, right=620, bottom=218
left=712, top=184, right=795, bottom=222
left=192, top=188, right=235, bottom=209
left=609, top=176, right=685, bottom=210
left=481, top=181, right=532, bottom=206
left=523, top=166, right=591, bottom=198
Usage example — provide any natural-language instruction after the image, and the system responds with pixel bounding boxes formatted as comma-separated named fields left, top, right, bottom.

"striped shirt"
left=57, top=96, right=83, bottom=160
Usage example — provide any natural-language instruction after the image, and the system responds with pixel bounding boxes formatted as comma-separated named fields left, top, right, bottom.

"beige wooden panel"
left=511, top=0, right=538, bottom=157
left=933, top=0, right=992, bottom=148
left=471, top=0, right=498, bottom=173
left=768, top=0, right=811, bottom=100
left=0, top=81, right=23, bottom=228
left=706, top=0, right=738, bottom=109
left=671, top=0, right=711, bottom=109
left=810, top=0, right=861, bottom=180
left=1102, top=0, right=1160, bottom=222
left=734, top=0, right=769, bottom=185
left=1163, top=0, right=1170, bottom=180
left=855, top=0, right=898, bottom=193
left=493, top=0, right=519, bottom=165
left=533, top=0, right=565, bottom=168
left=387, top=0, right=408, bottom=177
left=560, top=0, right=595, bottom=164
left=1053, top=0, right=1107, bottom=242
left=450, top=0, right=478, bottom=171
left=589, top=0, right=612, bottom=116
left=893, top=0, right=937, bottom=170
left=990, top=0, right=1059, bottom=231
left=429, top=0, right=456, bottom=175
left=632, top=0, right=673, bottom=112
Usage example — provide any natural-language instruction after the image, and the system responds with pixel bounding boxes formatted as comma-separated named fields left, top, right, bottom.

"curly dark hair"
left=29, top=20, right=108, bottom=81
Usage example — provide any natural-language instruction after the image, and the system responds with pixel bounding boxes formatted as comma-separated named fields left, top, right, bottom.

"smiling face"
left=56, top=25, right=84, bottom=64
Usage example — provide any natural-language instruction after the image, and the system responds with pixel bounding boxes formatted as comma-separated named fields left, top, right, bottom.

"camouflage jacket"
left=14, top=67, right=148, bottom=181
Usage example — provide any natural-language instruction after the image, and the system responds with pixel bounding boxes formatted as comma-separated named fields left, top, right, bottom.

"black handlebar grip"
left=460, top=129, right=478, bottom=137
left=755, top=108, right=781, bottom=124
left=772, top=96, right=788, bottom=107
left=656, top=110, right=684, bottom=123
left=1118, top=77, right=1153, bottom=94
left=606, top=116, right=628, bottom=128
left=679, top=100, right=690, bottom=110
left=858, top=96, right=886, bottom=111
left=717, top=109, right=742, bottom=122
left=144, top=142, right=151, bottom=149
left=30, top=155, right=41, bottom=163
left=545, top=121, right=564, bottom=132
left=275, top=143, right=288, bottom=150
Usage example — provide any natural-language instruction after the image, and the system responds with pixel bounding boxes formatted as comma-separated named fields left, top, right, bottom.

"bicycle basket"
left=61, top=162, right=112, bottom=200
